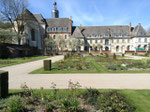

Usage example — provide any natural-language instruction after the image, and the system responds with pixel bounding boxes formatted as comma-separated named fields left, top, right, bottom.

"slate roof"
left=46, top=18, right=72, bottom=33
left=33, top=14, right=45, bottom=24
left=72, top=25, right=131, bottom=38
left=133, top=24, right=147, bottom=36
left=20, top=9, right=37, bottom=21
left=72, top=27, right=84, bottom=38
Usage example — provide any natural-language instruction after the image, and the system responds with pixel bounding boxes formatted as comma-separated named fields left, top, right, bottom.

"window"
left=113, top=33, right=116, bottom=37
left=105, top=39, right=109, bottom=45
left=64, top=27, right=68, bottom=32
left=95, top=40, right=97, bottom=44
left=100, top=39, right=103, bottom=43
left=58, top=27, right=62, bottom=32
left=117, top=39, right=119, bottom=43
left=52, top=27, right=56, bottom=32
left=139, top=38, right=141, bottom=43
left=64, top=35, right=67, bottom=39
left=119, top=34, right=123, bottom=37
left=53, top=35, right=56, bottom=39
left=122, top=39, right=125, bottom=43
left=141, top=32, right=145, bottom=36
left=90, top=40, right=92, bottom=44
left=47, top=27, right=51, bottom=32
left=112, top=39, right=114, bottom=43
left=31, top=29, right=35, bottom=41
left=144, top=38, right=147, bottom=43
left=105, top=34, right=110, bottom=37
left=128, top=39, right=130, bottom=43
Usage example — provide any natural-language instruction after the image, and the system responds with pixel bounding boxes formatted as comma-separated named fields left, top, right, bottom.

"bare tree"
left=67, top=37, right=78, bottom=51
left=0, top=0, right=28, bottom=45
left=44, top=35, right=57, bottom=53
left=55, top=35, right=66, bottom=52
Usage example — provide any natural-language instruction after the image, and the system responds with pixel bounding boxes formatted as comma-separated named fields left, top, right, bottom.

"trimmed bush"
left=44, top=60, right=52, bottom=71
left=0, top=71, right=8, bottom=98
left=122, top=53, right=125, bottom=57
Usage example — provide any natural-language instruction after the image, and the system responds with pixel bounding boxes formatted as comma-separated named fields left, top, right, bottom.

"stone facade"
left=19, top=2, right=150, bottom=53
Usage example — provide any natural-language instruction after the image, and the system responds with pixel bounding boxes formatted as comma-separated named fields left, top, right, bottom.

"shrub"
left=83, top=88, right=99, bottom=105
left=122, top=53, right=125, bottom=57
left=107, top=65, right=117, bottom=71
left=105, top=53, right=109, bottom=58
left=5, top=95, right=25, bottom=112
left=113, top=53, right=116, bottom=59
left=60, top=98, right=81, bottom=112
left=96, top=91, right=136, bottom=112
left=45, top=103, right=55, bottom=112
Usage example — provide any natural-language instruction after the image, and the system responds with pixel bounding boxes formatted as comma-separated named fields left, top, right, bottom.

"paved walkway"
left=124, top=55, right=150, bottom=60
left=1, top=55, right=150, bottom=89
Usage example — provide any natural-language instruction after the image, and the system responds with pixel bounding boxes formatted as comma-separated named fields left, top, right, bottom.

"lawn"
left=1, top=89, right=150, bottom=112
left=31, top=54, right=150, bottom=74
left=0, top=55, right=52, bottom=68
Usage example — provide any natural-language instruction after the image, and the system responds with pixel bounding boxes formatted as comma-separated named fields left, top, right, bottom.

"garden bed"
left=0, top=82, right=137, bottom=112
left=31, top=54, right=150, bottom=74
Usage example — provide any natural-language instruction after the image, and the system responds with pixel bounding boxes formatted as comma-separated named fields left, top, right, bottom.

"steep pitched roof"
left=73, top=25, right=130, bottom=38
left=33, top=14, right=45, bottom=24
left=133, top=23, right=147, bottom=36
left=20, top=9, right=37, bottom=21
left=72, top=27, right=84, bottom=37
left=46, top=18, right=72, bottom=33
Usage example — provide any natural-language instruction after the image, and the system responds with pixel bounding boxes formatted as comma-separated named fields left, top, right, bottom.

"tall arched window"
left=31, top=29, right=35, bottom=41
left=53, top=35, right=56, bottom=39
left=64, top=35, right=67, bottom=39
left=116, top=46, right=119, bottom=52
left=105, top=39, right=109, bottom=45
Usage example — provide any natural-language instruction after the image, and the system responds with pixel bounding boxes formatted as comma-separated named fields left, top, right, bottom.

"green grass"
left=8, top=89, right=150, bottom=112
left=0, top=55, right=52, bottom=68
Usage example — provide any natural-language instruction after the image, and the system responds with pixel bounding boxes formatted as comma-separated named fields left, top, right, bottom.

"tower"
left=52, top=2, right=59, bottom=18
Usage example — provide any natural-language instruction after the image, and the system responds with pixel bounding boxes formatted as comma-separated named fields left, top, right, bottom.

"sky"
left=28, top=0, right=150, bottom=29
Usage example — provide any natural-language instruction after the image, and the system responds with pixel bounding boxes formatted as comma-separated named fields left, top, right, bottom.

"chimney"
left=129, top=22, right=131, bottom=33
left=80, top=24, right=82, bottom=31
left=70, top=16, right=72, bottom=20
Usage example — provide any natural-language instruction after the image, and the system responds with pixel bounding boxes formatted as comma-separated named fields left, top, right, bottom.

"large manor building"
left=20, top=2, right=150, bottom=54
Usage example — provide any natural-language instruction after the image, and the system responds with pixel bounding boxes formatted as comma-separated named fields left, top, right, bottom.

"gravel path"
left=124, top=55, right=150, bottom=60
left=1, top=55, right=150, bottom=89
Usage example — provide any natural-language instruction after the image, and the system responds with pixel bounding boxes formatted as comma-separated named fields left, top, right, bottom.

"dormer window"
left=113, top=33, right=116, bottom=37
left=119, top=34, right=123, bottom=37
left=58, top=27, right=62, bottom=32
left=47, top=27, right=51, bottom=32
left=124, top=34, right=128, bottom=37
left=141, top=32, right=145, bottom=36
left=52, top=27, right=56, bottom=32
left=99, top=34, right=101, bottom=37
left=63, top=27, right=68, bottom=32
left=105, top=34, right=110, bottom=37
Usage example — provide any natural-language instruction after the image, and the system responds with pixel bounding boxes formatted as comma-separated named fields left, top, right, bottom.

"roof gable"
left=72, top=27, right=84, bottom=37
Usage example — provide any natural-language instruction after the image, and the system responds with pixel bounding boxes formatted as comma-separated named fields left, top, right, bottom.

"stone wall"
left=0, top=71, right=8, bottom=98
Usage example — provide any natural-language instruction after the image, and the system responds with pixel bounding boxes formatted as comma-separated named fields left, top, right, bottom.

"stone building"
left=18, top=2, right=150, bottom=54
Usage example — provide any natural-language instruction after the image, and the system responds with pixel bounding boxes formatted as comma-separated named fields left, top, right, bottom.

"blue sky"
left=28, top=0, right=150, bottom=29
